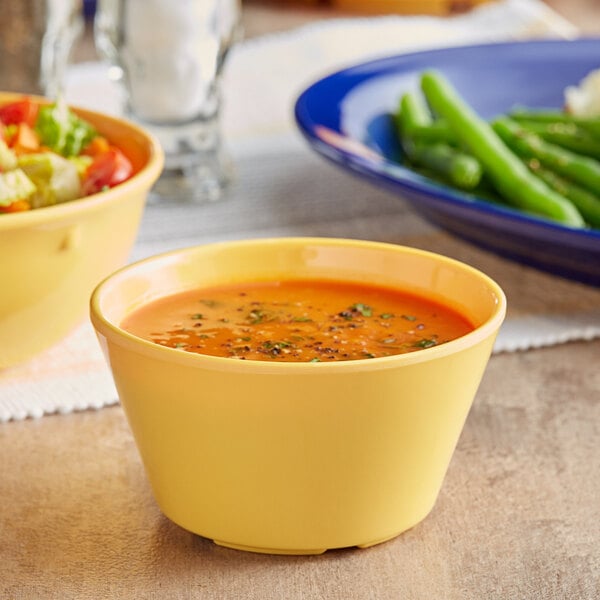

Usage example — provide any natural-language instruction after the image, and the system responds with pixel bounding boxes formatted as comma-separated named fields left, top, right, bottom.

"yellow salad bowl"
left=0, top=92, right=163, bottom=368
left=90, top=237, right=506, bottom=555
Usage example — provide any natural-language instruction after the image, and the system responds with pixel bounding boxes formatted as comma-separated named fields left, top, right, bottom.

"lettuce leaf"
left=35, top=98, right=97, bottom=157
left=19, top=153, right=81, bottom=208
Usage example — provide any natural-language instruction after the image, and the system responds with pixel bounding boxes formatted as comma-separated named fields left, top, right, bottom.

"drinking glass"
left=0, top=0, right=83, bottom=98
left=94, top=0, right=242, bottom=203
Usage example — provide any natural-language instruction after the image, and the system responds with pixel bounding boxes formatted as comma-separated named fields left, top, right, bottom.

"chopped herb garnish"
left=232, top=345, right=251, bottom=354
left=380, top=313, right=394, bottom=319
left=199, top=299, right=218, bottom=308
left=248, top=309, right=271, bottom=324
left=174, top=342, right=186, bottom=348
left=309, top=357, right=321, bottom=363
left=363, top=352, right=376, bottom=359
left=262, top=340, right=292, bottom=350
left=249, top=310, right=263, bottom=323
left=292, top=316, right=312, bottom=322
left=191, top=313, right=204, bottom=320
left=352, top=303, right=373, bottom=317
left=401, top=314, right=417, bottom=321
left=413, top=338, right=437, bottom=348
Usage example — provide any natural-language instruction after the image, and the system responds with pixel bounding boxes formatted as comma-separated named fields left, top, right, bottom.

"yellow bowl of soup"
left=0, top=92, right=163, bottom=368
left=90, top=237, right=506, bottom=555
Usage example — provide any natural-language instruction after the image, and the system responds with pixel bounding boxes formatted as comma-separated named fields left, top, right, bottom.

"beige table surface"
left=3, top=2, right=600, bottom=599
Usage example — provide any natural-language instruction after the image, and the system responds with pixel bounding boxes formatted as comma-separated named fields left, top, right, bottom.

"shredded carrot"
left=0, top=199, right=31, bottom=213
left=10, top=123, right=40, bottom=154
left=82, top=136, right=110, bottom=157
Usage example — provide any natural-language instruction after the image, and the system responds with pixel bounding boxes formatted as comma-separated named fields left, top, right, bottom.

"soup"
left=121, top=279, right=474, bottom=362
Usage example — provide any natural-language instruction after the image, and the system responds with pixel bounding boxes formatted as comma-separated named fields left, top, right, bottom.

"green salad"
left=0, top=96, right=132, bottom=213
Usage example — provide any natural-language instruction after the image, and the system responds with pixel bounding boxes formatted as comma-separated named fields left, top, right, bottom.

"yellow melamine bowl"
left=90, top=237, right=506, bottom=555
left=0, top=92, right=163, bottom=368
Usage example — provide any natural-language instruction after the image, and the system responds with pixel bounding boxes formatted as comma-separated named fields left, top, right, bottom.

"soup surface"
left=121, top=279, right=474, bottom=362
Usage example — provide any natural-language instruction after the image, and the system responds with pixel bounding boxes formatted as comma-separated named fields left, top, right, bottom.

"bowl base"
left=212, top=539, right=328, bottom=555
left=212, top=529, right=405, bottom=555
left=356, top=531, right=403, bottom=549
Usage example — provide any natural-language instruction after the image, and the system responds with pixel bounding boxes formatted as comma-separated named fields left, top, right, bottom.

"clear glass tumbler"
left=0, top=0, right=83, bottom=98
left=94, top=0, right=242, bottom=203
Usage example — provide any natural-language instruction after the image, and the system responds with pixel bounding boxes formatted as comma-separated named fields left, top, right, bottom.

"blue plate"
left=295, top=38, right=600, bottom=287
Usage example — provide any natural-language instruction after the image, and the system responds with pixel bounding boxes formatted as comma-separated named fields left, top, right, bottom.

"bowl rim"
left=0, top=92, right=164, bottom=231
left=90, top=237, right=507, bottom=373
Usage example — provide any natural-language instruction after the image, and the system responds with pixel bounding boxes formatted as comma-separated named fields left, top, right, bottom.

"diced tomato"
left=81, top=136, right=111, bottom=157
left=10, top=123, right=40, bottom=154
left=0, top=200, right=31, bottom=213
left=0, top=99, right=39, bottom=127
left=82, top=147, right=133, bottom=195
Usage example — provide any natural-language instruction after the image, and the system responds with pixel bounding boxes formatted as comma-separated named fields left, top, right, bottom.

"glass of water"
left=0, top=0, right=83, bottom=98
left=94, top=0, right=242, bottom=203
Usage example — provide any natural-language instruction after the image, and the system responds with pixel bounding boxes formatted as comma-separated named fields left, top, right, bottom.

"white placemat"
left=2, top=0, right=599, bottom=423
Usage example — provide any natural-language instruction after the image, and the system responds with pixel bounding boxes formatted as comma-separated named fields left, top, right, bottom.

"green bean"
left=395, top=92, right=432, bottom=136
left=407, top=142, right=482, bottom=190
left=395, top=95, right=458, bottom=143
left=409, top=121, right=457, bottom=145
left=420, top=71, right=585, bottom=227
left=395, top=92, right=429, bottom=159
left=396, top=92, right=481, bottom=190
left=509, top=108, right=600, bottom=138
left=525, top=160, right=600, bottom=228
left=513, top=119, right=600, bottom=160
left=492, top=116, right=600, bottom=195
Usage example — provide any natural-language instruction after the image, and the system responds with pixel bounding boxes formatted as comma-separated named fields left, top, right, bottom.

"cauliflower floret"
left=564, top=69, right=600, bottom=116
left=0, top=169, right=36, bottom=206
left=0, top=139, right=18, bottom=171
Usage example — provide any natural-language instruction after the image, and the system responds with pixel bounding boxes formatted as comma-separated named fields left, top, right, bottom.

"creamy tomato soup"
left=121, top=279, right=474, bottom=362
